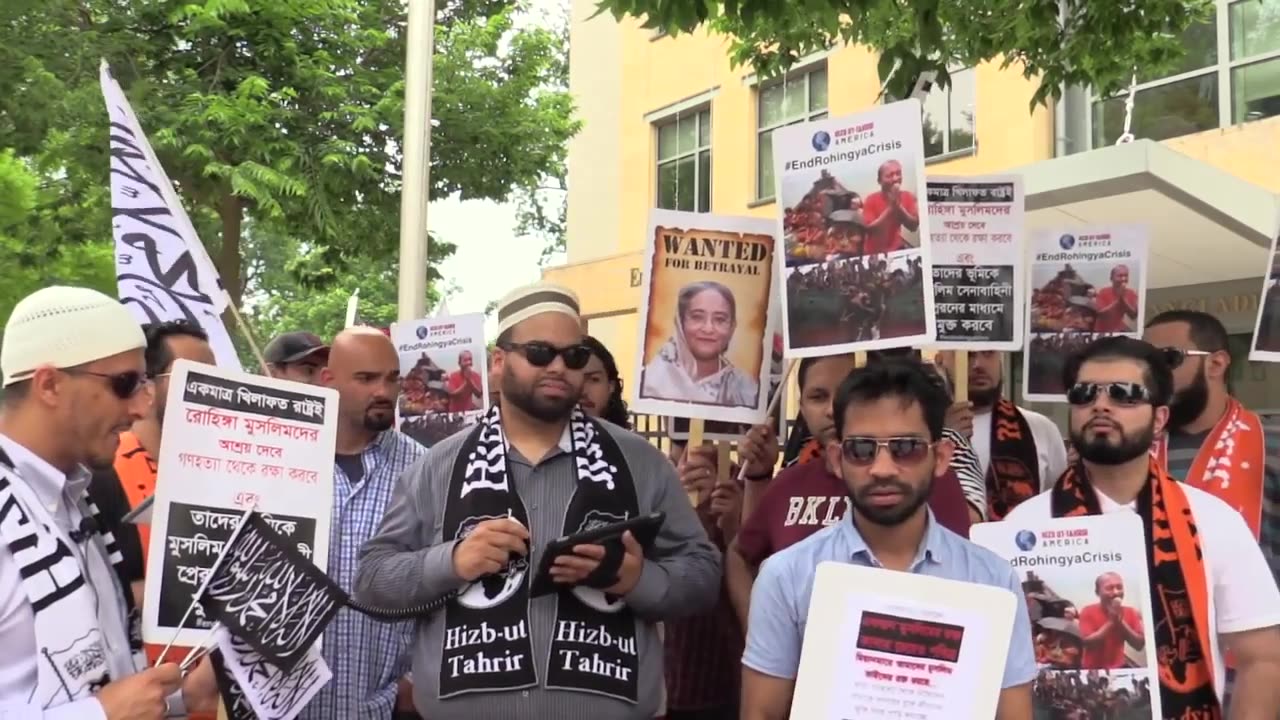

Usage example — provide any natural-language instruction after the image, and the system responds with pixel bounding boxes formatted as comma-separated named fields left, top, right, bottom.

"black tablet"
left=529, top=512, right=665, bottom=598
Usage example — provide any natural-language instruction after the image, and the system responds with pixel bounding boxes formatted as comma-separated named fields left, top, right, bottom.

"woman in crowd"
left=579, top=335, right=631, bottom=428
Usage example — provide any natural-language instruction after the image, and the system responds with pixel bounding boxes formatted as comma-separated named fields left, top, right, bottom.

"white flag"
left=100, top=60, right=241, bottom=369
left=344, top=289, right=360, bottom=328
left=215, top=628, right=331, bottom=720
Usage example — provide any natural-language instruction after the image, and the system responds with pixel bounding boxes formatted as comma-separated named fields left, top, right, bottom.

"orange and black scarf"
left=1050, top=459, right=1221, bottom=720
left=985, top=398, right=1041, bottom=520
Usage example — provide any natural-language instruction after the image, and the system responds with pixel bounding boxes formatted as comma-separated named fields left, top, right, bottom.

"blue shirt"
left=301, top=430, right=426, bottom=720
left=742, top=510, right=1037, bottom=690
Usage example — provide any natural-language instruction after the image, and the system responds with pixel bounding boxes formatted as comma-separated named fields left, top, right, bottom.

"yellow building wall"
left=554, top=6, right=1280, bottom=399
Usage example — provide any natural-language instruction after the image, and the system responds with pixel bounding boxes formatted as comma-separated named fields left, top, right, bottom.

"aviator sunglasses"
left=500, top=341, right=592, bottom=370
left=1065, top=382, right=1151, bottom=407
left=840, top=436, right=933, bottom=466
left=62, top=369, right=149, bottom=399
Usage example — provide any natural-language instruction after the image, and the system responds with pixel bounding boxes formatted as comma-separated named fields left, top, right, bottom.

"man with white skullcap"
left=0, top=286, right=217, bottom=719
left=357, top=282, right=721, bottom=720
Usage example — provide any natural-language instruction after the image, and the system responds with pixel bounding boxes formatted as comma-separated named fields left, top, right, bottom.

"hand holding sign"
left=738, top=419, right=779, bottom=479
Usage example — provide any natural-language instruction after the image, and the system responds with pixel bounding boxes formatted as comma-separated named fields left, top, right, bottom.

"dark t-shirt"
left=736, top=459, right=972, bottom=567
left=87, top=466, right=145, bottom=587
left=335, top=453, right=365, bottom=486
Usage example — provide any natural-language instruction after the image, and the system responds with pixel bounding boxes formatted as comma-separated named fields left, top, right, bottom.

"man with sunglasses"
left=0, top=286, right=218, bottom=719
left=357, top=282, right=719, bottom=720
left=741, top=359, right=1036, bottom=720
left=1143, top=310, right=1278, bottom=561
left=1006, top=336, right=1280, bottom=718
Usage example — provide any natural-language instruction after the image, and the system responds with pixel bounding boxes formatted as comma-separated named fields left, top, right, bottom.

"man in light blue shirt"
left=741, top=359, right=1036, bottom=720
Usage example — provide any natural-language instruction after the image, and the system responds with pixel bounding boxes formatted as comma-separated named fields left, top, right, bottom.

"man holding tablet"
left=741, top=359, right=1036, bottom=720
left=356, top=282, right=720, bottom=720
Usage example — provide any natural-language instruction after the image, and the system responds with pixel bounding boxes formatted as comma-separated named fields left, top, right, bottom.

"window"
left=1090, top=0, right=1280, bottom=146
left=1229, top=0, right=1280, bottom=122
left=920, top=67, right=976, bottom=158
left=755, top=67, right=828, bottom=201
left=655, top=108, right=711, bottom=213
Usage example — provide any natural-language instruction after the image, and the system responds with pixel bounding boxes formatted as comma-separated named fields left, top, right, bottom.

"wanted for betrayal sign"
left=142, top=358, right=339, bottom=648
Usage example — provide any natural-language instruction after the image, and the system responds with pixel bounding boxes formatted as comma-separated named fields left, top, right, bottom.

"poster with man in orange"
left=632, top=209, right=778, bottom=425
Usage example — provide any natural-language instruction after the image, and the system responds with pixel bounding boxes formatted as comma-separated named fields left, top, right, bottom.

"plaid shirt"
left=300, top=430, right=425, bottom=720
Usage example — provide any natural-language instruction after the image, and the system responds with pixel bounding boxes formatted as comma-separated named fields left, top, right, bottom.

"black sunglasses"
left=63, top=369, right=148, bottom=399
left=500, top=341, right=592, bottom=370
left=1066, top=382, right=1151, bottom=407
left=840, top=436, right=933, bottom=466
left=1157, top=347, right=1211, bottom=370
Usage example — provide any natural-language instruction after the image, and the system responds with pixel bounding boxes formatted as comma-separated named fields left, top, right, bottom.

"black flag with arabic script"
left=209, top=647, right=256, bottom=720
left=199, top=512, right=343, bottom=673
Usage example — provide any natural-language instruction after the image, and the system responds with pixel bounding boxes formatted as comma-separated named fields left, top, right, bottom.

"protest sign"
left=214, top=628, right=332, bottom=720
left=926, top=176, right=1024, bottom=350
left=789, top=562, right=1013, bottom=719
left=391, top=312, right=489, bottom=448
left=1023, top=226, right=1150, bottom=401
left=971, top=514, right=1161, bottom=719
left=1249, top=230, right=1280, bottom=362
left=143, top=359, right=337, bottom=648
left=773, top=99, right=936, bottom=356
left=633, top=209, right=777, bottom=425
left=201, top=513, right=345, bottom=672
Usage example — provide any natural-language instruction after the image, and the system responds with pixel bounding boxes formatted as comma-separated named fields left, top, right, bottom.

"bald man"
left=1079, top=571, right=1144, bottom=670
left=300, top=327, right=427, bottom=719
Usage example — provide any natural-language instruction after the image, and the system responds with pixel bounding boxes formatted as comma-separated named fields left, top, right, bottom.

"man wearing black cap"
left=264, top=331, right=330, bottom=385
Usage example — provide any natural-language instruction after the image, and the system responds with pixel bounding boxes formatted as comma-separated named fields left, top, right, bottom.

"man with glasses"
left=741, top=358, right=1035, bottom=720
left=0, top=286, right=217, bottom=718
left=1143, top=310, right=1278, bottom=557
left=1006, top=336, right=1280, bottom=717
left=264, top=330, right=330, bottom=385
left=357, top=282, right=719, bottom=720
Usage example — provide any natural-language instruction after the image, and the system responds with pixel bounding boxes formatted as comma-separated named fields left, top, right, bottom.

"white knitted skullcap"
left=2, top=286, right=147, bottom=387
left=495, top=282, right=581, bottom=336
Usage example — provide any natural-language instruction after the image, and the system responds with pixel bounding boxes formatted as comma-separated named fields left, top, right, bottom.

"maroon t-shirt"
left=736, top=459, right=972, bottom=567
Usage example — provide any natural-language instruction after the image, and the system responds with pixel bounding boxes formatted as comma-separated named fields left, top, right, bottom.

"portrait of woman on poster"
left=640, top=280, right=760, bottom=408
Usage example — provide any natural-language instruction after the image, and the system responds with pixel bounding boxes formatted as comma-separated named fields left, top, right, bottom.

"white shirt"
left=972, top=407, right=1069, bottom=492
left=0, top=434, right=128, bottom=720
left=1007, top=483, right=1280, bottom=701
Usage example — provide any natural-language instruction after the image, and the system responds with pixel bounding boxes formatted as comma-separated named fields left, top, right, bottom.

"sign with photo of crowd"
left=632, top=209, right=778, bottom=425
left=772, top=99, right=936, bottom=356
left=1023, top=226, right=1150, bottom=401
left=972, top=514, right=1161, bottom=719
left=143, top=359, right=338, bottom=648
left=390, top=312, right=489, bottom=448
left=926, top=175, right=1024, bottom=351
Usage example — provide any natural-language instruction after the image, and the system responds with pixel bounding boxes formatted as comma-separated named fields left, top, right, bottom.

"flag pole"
left=398, top=0, right=436, bottom=322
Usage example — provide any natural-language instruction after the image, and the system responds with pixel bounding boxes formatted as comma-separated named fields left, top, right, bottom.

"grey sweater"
left=354, top=421, right=722, bottom=719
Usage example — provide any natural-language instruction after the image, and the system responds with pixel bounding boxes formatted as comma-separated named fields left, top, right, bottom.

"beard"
left=1167, top=369, right=1209, bottom=432
left=1070, top=420, right=1154, bottom=465
left=503, top=372, right=578, bottom=423
left=969, top=378, right=1002, bottom=409
left=363, top=403, right=395, bottom=432
left=848, top=475, right=932, bottom=527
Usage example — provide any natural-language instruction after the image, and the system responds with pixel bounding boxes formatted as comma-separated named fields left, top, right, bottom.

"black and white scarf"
left=438, top=405, right=642, bottom=703
left=0, top=446, right=143, bottom=708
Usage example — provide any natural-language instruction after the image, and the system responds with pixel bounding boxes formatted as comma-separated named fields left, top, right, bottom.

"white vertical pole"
left=398, top=0, right=437, bottom=322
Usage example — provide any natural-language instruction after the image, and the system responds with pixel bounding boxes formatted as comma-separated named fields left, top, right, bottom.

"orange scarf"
left=1051, top=459, right=1220, bottom=719
left=1153, top=397, right=1265, bottom=538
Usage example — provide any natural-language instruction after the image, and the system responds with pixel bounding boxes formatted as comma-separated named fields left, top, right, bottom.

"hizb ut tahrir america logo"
left=811, top=131, right=831, bottom=151
left=1015, top=530, right=1037, bottom=551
